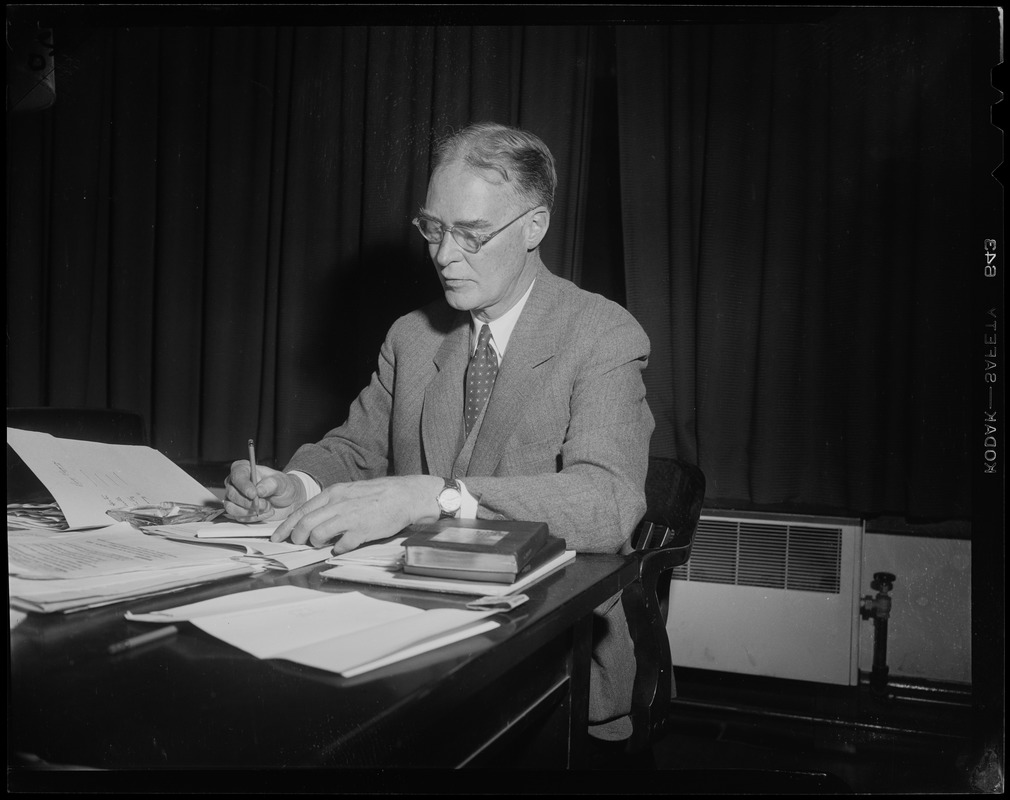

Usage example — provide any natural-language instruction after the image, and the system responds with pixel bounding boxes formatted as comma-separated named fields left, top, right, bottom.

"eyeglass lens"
left=415, top=219, right=481, bottom=252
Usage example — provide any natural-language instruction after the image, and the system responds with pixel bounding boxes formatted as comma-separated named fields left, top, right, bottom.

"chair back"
left=7, top=407, right=148, bottom=502
left=623, top=456, right=706, bottom=754
left=632, top=457, right=706, bottom=618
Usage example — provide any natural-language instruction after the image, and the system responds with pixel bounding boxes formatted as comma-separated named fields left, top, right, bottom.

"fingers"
left=270, top=496, right=315, bottom=543
left=225, top=462, right=295, bottom=522
left=270, top=482, right=348, bottom=543
left=328, top=531, right=360, bottom=555
left=224, top=461, right=256, bottom=521
left=271, top=492, right=350, bottom=547
left=267, top=477, right=428, bottom=551
left=224, top=460, right=253, bottom=500
left=270, top=484, right=391, bottom=550
left=224, top=499, right=275, bottom=523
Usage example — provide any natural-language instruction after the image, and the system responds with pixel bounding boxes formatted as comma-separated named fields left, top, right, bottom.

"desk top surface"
left=10, top=552, right=634, bottom=773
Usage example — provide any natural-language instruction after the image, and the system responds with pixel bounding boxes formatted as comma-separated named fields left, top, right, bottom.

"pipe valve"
left=861, top=571, right=896, bottom=620
left=860, top=571, right=896, bottom=695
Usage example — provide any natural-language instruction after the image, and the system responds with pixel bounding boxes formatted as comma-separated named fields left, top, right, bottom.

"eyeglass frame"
left=412, top=206, right=538, bottom=254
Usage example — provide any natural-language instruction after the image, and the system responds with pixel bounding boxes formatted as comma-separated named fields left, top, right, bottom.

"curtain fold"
left=6, top=25, right=596, bottom=471
left=616, top=10, right=975, bottom=519
left=7, top=15, right=981, bottom=519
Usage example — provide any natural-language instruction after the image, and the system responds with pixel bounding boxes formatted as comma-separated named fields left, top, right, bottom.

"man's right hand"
left=223, top=460, right=307, bottom=523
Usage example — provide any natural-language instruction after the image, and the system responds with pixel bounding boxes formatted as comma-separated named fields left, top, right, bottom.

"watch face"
left=439, top=488, right=462, bottom=512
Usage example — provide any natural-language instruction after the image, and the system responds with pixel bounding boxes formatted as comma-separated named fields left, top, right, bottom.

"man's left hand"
left=270, top=474, right=444, bottom=553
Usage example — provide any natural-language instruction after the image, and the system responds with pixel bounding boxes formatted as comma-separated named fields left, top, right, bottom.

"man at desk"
left=225, top=122, right=654, bottom=744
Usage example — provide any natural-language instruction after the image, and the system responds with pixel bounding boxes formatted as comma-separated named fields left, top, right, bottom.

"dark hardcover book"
left=401, top=518, right=550, bottom=574
left=403, top=534, right=567, bottom=584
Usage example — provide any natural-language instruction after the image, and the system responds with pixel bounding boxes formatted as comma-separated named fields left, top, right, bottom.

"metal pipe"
left=860, top=572, right=896, bottom=696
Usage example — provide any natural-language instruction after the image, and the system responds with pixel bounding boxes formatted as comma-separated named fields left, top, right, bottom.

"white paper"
left=126, top=585, right=322, bottom=622
left=284, top=609, right=500, bottom=677
left=192, top=521, right=278, bottom=538
left=240, top=548, right=334, bottom=571
left=127, top=587, right=499, bottom=677
left=8, top=522, right=242, bottom=579
left=145, top=523, right=334, bottom=570
left=7, top=428, right=219, bottom=530
left=192, top=591, right=422, bottom=659
left=9, top=561, right=260, bottom=614
left=326, top=537, right=407, bottom=568
left=147, top=522, right=287, bottom=551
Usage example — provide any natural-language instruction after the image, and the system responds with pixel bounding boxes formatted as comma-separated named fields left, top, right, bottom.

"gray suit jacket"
left=287, top=263, right=654, bottom=730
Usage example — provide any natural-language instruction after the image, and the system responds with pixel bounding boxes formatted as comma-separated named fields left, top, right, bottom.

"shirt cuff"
left=289, top=470, right=321, bottom=501
left=457, top=480, right=479, bottom=519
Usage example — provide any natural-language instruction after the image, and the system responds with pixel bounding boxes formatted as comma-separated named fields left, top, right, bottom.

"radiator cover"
left=667, top=510, right=864, bottom=685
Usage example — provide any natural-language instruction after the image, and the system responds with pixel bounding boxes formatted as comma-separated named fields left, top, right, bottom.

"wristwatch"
left=436, top=478, right=462, bottom=519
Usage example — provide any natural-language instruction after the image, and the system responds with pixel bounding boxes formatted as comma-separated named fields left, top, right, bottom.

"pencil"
left=248, top=438, right=258, bottom=485
left=247, top=438, right=261, bottom=515
left=108, top=625, right=179, bottom=654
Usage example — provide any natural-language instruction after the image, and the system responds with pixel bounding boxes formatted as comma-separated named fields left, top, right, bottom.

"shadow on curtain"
left=615, top=9, right=977, bottom=520
left=6, top=24, right=596, bottom=471
left=7, top=14, right=988, bottom=521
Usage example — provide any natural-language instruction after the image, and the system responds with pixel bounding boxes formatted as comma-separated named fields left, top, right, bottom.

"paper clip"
left=466, top=593, right=529, bottom=612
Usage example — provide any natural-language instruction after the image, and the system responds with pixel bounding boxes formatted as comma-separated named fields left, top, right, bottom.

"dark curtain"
left=615, top=10, right=979, bottom=520
left=7, top=13, right=990, bottom=522
left=6, top=25, right=596, bottom=469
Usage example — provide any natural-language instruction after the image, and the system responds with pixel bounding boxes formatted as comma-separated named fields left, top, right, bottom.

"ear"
left=524, top=207, right=550, bottom=250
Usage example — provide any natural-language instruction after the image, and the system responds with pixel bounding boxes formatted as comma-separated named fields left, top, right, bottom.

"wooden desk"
left=9, top=553, right=635, bottom=786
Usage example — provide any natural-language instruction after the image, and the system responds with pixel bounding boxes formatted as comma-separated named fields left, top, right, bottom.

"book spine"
left=508, top=524, right=549, bottom=569
left=402, top=565, right=517, bottom=584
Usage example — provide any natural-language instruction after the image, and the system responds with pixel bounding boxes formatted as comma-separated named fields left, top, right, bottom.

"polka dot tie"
left=465, top=324, right=498, bottom=435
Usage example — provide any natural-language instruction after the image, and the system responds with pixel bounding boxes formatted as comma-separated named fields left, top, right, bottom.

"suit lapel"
left=421, top=314, right=470, bottom=477
left=468, top=269, right=559, bottom=476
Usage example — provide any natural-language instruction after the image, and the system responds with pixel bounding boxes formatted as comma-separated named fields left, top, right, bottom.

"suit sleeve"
left=464, top=310, right=654, bottom=554
left=283, top=334, right=396, bottom=487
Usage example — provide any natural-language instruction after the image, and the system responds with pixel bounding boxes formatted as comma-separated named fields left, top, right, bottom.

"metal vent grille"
left=672, top=518, right=843, bottom=594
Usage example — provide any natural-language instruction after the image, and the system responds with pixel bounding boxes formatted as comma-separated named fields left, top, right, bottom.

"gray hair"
left=431, top=122, right=557, bottom=211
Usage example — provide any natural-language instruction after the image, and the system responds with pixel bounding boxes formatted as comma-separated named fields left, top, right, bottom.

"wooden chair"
left=7, top=407, right=148, bottom=502
left=622, top=456, right=706, bottom=755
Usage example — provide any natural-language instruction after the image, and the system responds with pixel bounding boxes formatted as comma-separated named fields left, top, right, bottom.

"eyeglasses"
left=412, top=207, right=535, bottom=254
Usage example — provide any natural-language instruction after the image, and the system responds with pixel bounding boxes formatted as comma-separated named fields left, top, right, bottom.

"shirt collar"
left=470, top=279, right=536, bottom=359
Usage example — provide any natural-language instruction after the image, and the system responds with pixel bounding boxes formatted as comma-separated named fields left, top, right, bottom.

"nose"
left=433, top=232, right=461, bottom=268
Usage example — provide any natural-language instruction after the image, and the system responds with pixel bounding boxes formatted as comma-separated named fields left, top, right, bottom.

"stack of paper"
left=144, top=520, right=335, bottom=571
left=8, top=523, right=261, bottom=613
left=6, top=502, right=68, bottom=531
left=321, top=547, right=576, bottom=597
left=6, top=429, right=285, bottom=613
left=327, top=536, right=407, bottom=569
left=125, top=585, right=500, bottom=677
left=7, top=427, right=220, bottom=530
left=9, top=562, right=259, bottom=614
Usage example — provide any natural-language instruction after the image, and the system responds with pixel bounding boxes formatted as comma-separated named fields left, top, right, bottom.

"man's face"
left=420, top=160, right=536, bottom=322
